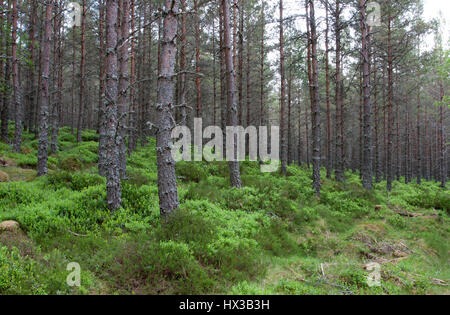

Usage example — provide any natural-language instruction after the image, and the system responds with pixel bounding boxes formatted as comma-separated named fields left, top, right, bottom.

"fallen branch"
left=67, top=230, right=88, bottom=237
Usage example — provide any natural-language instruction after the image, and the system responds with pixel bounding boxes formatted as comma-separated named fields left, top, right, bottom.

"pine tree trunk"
left=37, top=1, right=52, bottom=176
left=220, top=2, right=227, bottom=152
left=194, top=0, right=201, bottom=118
left=246, top=19, right=251, bottom=129
left=373, top=51, right=381, bottom=183
left=279, top=0, right=287, bottom=175
left=416, top=72, right=422, bottom=184
left=178, top=0, right=187, bottom=126
left=118, top=0, right=130, bottom=179
left=212, top=16, right=217, bottom=126
left=1, top=0, right=11, bottom=143
left=127, top=0, right=137, bottom=154
left=76, top=1, right=86, bottom=142
left=98, top=0, right=108, bottom=176
left=334, top=0, right=344, bottom=182
left=360, top=0, right=373, bottom=190
left=157, top=0, right=180, bottom=217
left=287, top=64, right=293, bottom=165
left=222, top=0, right=242, bottom=188
left=386, top=14, right=394, bottom=192
left=71, top=24, right=76, bottom=135
left=105, top=0, right=122, bottom=211
left=238, top=0, right=243, bottom=126
left=325, top=2, right=332, bottom=179
left=259, top=0, right=265, bottom=127
left=297, top=87, right=303, bottom=165
left=12, top=0, right=22, bottom=153
left=26, top=0, right=37, bottom=133
left=439, top=64, right=446, bottom=188
left=50, top=2, right=62, bottom=154
left=308, top=0, right=321, bottom=195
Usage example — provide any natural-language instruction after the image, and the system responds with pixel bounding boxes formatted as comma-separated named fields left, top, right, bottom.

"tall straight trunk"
left=246, top=19, right=251, bottom=128
left=71, top=25, right=76, bottom=134
left=238, top=0, right=243, bottom=125
left=222, top=0, right=242, bottom=188
left=212, top=16, right=217, bottom=126
left=98, top=0, right=108, bottom=176
left=57, top=2, right=63, bottom=137
left=194, top=0, right=201, bottom=118
left=141, top=5, right=153, bottom=145
left=438, top=60, right=446, bottom=188
left=416, top=73, right=422, bottom=184
left=325, top=1, right=332, bottom=179
left=287, top=64, right=293, bottom=164
left=308, top=0, right=321, bottom=195
left=396, top=83, right=401, bottom=181
left=12, top=0, right=22, bottom=153
left=105, top=0, right=122, bottom=211
left=136, top=4, right=144, bottom=143
left=233, top=0, right=237, bottom=75
left=55, top=1, right=63, bottom=151
left=382, top=62, right=387, bottom=179
left=98, top=0, right=106, bottom=133
left=178, top=0, right=187, bottom=125
left=259, top=0, right=265, bottom=127
left=1, top=0, right=11, bottom=143
left=358, top=69, right=363, bottom=177
left=50, top=2, right=58, bottom=152
left=297, top=87, right=303, bottom=165
left=360, top=0, right=373, bottom=189
left=37, top=2, right=52, bottom=176
left=157, top=0, right=180, bottom=217
left=405, top=104, right=410, bottom=184
left=118, top=0, right=130, bottom=178
left=424, top=102, right=430, bottom=180
left=26, top=0, right=37, bottom=133
left=279, top=0, right=287, bottom=175
left=373, top=53, right=381, bottom=183
left=51, top=2, right=62, bottom=154
left=386, top=14, right=394, bottom=192
left=128, top=0, right=137, bottom=154
left=35, top=6, right=45, bottom=136
left=76, top=0, right=86, bottom=142
left=305, top=92, right=310, bottom=168
left=220, top=2, right=227, bottom=151
left=0, top=0, right=4, bottom=139
left=431, top=116, right=440, bottom=181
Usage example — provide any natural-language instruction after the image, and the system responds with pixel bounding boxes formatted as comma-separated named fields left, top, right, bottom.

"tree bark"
left=105, top=0, right=122, bottom=211
left=37, top=1, right=53, bottom=176
left=279, top=0, right=287, bottom=175
left=325, top=2, right=332, bottom=179
left=1, top=0, right=11, bottom=143
left=118, top=0, right=130, bottom=178
left=76, top=0, right=86, bottom=142
left=157, top=0, right=180, bottom=218
left=386, top=13, right=394, bottom=192
left=194, top=0, right=201, bottom=118
left=12, top=0, right=22, bottom=153
left=360, top=0, right=373, bottom=189
left=222, top=0, right=242, bottom=188
left=308, top=0, right=321, bottom=195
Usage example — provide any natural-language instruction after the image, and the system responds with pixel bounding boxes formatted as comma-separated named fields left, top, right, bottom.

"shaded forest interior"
left=0, top=0, right=448, bottom=295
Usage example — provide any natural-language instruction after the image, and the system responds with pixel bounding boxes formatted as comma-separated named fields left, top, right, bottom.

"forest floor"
left=0, top=126, right=448, bottom=295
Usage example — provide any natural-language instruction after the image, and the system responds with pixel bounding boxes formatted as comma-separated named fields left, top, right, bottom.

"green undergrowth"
left=0, top=127, right=448, bottom=295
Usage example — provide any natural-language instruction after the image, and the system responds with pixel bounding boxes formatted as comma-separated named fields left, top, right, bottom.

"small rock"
left=0, top=220, right=20, bottom=232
